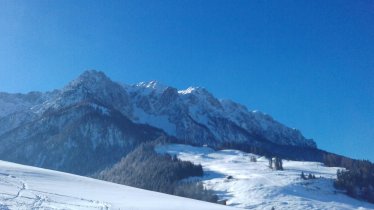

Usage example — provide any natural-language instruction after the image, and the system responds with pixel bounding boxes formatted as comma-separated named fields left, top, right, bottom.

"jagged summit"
left=79, top=69, right=108, bottom=80
left=69, top=71, right=211, bottom=98
left=64, top=70, right=113, bottom=90
left=0, top=71, right=317, bottom=150
left=178, top=86, right=207, bottom=95
left=133, top=80, right=171, bottom=94
left=178, top=87, right=196, bottom=95
left=29, top=70, right=131, bottom=115
left=135, top=80, right=167, bottom=89
left=133, top=80, right=212, bottom=97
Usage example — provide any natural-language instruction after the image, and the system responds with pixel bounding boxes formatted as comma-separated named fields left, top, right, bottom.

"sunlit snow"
left=156, top=144, right=374, bottom=210
left=0, top=161, right=235, bottom=210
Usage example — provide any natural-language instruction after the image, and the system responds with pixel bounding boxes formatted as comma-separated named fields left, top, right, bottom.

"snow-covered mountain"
left=1, top=70, right=372, bottom=209
left=0, top=160, right=235, bottom=210
left=0, top=70, right=316, bottom=174
left=0, top=70, right=315, bottom=146
left=123, top=75, right=315, bottom=148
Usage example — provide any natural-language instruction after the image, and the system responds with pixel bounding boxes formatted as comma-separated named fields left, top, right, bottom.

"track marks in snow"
left=0, top=172, right=110, bottom=210
left=31, top=194, right=47, bottom=209
left=0, top=173, right=27, bottom=202
left=28, top=189, right=111, bottom=209
left=0, top=172, right=49, bottom=209
left=0, top=160, right=235, bottom=210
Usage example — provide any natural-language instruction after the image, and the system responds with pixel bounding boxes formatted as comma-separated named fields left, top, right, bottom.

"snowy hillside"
left=156, top=144, right=374, bottom=210
left=0, top=160, right=235, bottom=210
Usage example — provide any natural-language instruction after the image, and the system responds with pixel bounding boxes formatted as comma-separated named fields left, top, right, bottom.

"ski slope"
left=0, top=160, right=236, bottom=210
left=156, top=144, right=374, bottom=210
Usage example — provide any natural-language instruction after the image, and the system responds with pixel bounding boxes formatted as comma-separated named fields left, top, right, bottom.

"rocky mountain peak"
left=134, top=80, right=171, bottom=94
left=79, top=69, right=108, bottom=80
left=37, top=70, right=131, bottom=114
left=64, top=70, right=112, bottom=91
left=178, top=86, right=209, bottom=95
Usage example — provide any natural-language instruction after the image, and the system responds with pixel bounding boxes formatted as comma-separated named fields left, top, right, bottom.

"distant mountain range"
left=0, top=70, right=316, bottom=174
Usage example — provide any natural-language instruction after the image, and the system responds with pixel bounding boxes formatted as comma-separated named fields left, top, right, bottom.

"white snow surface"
left=132, top=107, right=177, bottom=135
left=0, top=160, right=235, bottom=210
left=156, top=144, right=374, bottom=210
left=178, top=87, right=197, bottom=95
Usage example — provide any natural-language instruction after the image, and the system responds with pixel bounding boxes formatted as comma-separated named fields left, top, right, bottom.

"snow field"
left=0, top=160, right=236, bottom=210
left=156, top=144, right=374, bottom=210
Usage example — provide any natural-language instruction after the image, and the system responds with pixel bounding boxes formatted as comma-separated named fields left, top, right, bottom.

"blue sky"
left=0, top=0, right=373, bottom=161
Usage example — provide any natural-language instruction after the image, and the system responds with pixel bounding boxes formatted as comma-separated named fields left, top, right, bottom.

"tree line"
left=215, top=140, right=374, bottom=204
left=96, top=142, right=219, bottom=203
left=325, top=154, right=374, bottom=203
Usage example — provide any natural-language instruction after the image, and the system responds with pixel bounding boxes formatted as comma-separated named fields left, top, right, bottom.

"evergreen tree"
left=274, top=157, right=283, bottom=170
left=250, top=156, right=257, bottom=162
left=301, top=171, right=306, bottom=180
left=266, top=156, right=273, bottom=169
left=308, top=173, right=313, bottom=179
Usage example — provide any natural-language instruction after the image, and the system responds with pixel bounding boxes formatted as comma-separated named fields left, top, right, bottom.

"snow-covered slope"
left=0, top=160, right=235, bottom=210
left=156, top=144, right=374, bottom=210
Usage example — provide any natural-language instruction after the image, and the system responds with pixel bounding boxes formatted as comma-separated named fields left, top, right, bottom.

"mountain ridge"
left=0, top=70, right=316, bottom=148
left=0, top=70, right=320, bottom=175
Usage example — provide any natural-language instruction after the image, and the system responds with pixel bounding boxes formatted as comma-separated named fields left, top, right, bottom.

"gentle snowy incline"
left=156, top=144, right=374, bottom=210
left=0, top=160, right=236, bottom=210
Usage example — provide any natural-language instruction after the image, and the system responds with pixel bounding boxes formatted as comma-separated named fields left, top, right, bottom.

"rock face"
left=0, top=70, right=316, bottom=174
left=125, top=81, right=316, bottom=148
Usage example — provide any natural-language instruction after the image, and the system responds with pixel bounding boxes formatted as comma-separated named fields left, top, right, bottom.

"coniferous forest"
left=323, top=153, right=374, bottom=203
left=97, top=142, right=219, bottom=203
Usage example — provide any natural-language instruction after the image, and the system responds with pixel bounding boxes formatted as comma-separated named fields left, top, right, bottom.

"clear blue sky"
left=0, top=0, right=373, bottom=161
